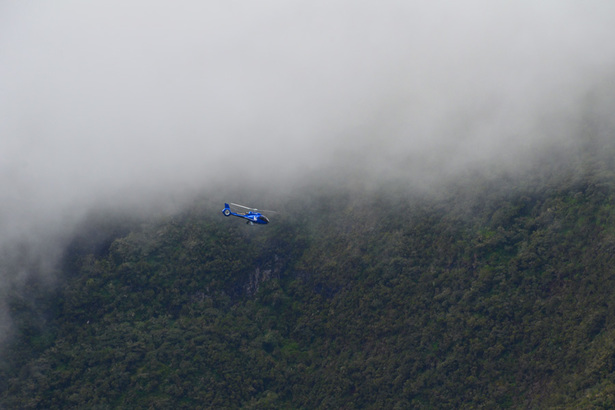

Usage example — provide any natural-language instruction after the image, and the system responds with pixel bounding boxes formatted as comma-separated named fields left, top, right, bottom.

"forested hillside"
left=2, top=135, right=615, bottom=408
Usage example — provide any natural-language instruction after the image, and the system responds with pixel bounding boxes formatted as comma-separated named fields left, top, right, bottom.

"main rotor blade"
left=257, top=209, right=279, bottom=214
left=230, top=203, right=278, bottom=213
left=230, top=203, right=257, bottom=211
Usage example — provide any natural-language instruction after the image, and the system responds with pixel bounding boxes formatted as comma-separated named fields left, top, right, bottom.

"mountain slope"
left=2, top=137, right=615, bottom=408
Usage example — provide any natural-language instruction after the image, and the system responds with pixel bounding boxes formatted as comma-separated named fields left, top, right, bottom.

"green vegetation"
left=2, top=136, right=615, bottom=408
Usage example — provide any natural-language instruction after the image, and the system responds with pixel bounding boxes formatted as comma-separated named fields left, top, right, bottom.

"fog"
left=1, top=1, right=615, bottom=347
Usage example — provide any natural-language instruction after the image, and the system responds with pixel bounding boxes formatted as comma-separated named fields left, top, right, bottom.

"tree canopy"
left=2, top=135, right=615, bottom=408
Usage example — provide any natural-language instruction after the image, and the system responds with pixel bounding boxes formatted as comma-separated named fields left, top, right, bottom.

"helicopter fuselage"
left=222, top=204, right=269, bottom=225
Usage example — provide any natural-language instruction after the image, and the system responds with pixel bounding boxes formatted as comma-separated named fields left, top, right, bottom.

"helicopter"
left=222, top=203, right=276, bottom=225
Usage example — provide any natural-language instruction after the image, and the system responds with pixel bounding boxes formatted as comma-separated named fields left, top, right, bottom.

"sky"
left=1, top=1, right=615, bottom=343
left=2, top=1, right=615, bottom=226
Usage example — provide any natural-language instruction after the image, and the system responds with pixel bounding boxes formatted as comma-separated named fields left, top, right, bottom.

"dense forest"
left=2, top=133, right=615, bottom=408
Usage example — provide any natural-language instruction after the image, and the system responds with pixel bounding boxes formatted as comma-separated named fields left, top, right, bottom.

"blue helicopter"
left=222, top=203, right=275, bottom=225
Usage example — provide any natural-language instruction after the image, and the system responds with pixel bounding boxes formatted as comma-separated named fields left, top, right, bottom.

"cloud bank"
left=1, top=1, right=615, bottom=248
left=1, top=0, right=615, bottom=355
